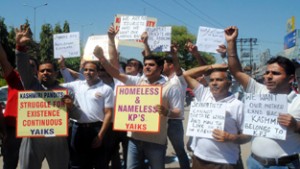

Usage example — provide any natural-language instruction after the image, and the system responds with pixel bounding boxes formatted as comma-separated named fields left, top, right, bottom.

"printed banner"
left=243, top=93, right=287, bottom=140
left=114, top=85, right=162, bottom=132
left=17, top=90, right=68, bottom=137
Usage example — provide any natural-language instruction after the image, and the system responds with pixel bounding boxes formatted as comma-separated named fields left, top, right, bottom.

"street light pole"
left=23, top=3, right=48, bottom=41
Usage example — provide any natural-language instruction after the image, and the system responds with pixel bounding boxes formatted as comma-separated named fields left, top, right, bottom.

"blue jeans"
left=127, top=139, right=166, bottom=169
left=247, top=155, right=300, bottom=169
left=70, top=122, right=112, bottom=169
left=2, top=126, right=22, bottom=169
left=168, top=119, right=190, bottom=169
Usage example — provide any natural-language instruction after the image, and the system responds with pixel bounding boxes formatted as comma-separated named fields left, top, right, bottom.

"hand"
left=216, top=44, right=227, bottom=58
left=58, top=56, right=66, bottom=69
left=185, top=41, right=198, bottom=55
left=107, top=25, right=118, bottom=40
left=170, top=43, right=179, bottom=56
left=224, top=26, right=238, bottom=42
left=91, top=135, right=103, bottom=148
left=61, top=95, right=74, bottom=110
left=278, top=113, right=297, bottom=130
left=141, top=32, right=148, bottom=44
left=93, top=45, right=104, bottom=59
left=15, top=25, right=32, bottom=46
left=212, top=129, right=234, bottom=142
left=156, top=105, right=168, bottom=117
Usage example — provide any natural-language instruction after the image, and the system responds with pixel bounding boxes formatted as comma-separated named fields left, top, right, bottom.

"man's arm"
left=107, top=25, right=120, bottom=69
left=141, top=32, right=151, bottom=57
left=212, top=129, right=252, bottom=144
left=91, top=107, right=112, bottom=148
left=225, top=26, right=250, bottom=90
left=93, top=45, right=128, bottom=83
left=185, top=41, right=207, bottom=66
left=0, top=43, right=13, bottom=77
left=15, top=25, right=37, bottom=89
left=183, top=64, right=227, bottom=90
left=170, top=44, right=183, bottom=76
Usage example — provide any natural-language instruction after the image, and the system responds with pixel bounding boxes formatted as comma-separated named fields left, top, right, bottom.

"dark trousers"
left=70, top=122, right=113, bottom=169
left=192, top=156, right=238, bottom=169
left=2, top=126, right=22, bottom=169
left=110, top=130, right=128, bottom=169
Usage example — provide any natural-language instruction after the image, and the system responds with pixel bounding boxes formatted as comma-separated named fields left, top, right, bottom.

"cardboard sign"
left=196, top=26, right=225, bottom=53
left=53, top=32, right=80, bottom=58
left=114, top=85, right=162, bottom=132
left=83, top=35, right=118, bottom=61
left=17, top=90, right=68, bottom=137
left=186, top=101, right=226, bottom=139
left=114, top=14, right=157, bottom=48
left=243, top=93, right=288, bottom=140
left=118, top=15, right=147, bottom=40
left=147, top=26, right=171, bottom=52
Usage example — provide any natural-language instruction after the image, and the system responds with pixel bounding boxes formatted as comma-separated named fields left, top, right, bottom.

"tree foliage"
left=0, top=17, right=15, bottom=68
left=39, top=24, right=53, bottom=62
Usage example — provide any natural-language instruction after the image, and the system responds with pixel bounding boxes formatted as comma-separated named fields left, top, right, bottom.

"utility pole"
left=236, top=38, right=258, bottom=76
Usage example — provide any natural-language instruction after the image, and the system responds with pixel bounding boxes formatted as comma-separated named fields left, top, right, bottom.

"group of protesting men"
left=0, top=22, right=300, bottom=169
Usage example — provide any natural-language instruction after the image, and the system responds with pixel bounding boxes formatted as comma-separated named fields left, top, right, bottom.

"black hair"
left=83, top=61, right=101, bottom=71
left=39, top=60, right=58, bottom=71
left=164, top=55, right=173, bottom=64
left=143, top=55, right=164, bottom=67
left=267, top=56, right=295, bottom=76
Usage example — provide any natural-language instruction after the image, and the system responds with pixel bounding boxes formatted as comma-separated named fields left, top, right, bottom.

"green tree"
left=63, top=21, right=70, bottom=33
left=53, top=23, right=62, bottom=34
left=39, top=24, right=53, bottom=62
left=0, top=17, right=15, bottom=68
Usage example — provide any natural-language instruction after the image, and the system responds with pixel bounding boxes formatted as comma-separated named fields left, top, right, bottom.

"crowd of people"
left=0, top=23, right=299, bottom=169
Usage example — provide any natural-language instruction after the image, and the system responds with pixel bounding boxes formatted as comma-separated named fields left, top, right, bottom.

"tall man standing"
left=226, top=26, right=300, bottom=168
left=94, top=46, right=183, bottom=169
left=183, top=64, right=251, bottom=169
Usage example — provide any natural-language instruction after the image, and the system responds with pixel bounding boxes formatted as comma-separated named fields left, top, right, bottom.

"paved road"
left=0, top=105, right=251, bottom=169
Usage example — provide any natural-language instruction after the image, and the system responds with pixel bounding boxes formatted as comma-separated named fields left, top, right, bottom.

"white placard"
left=147, top=27, right=171, bottom=52
left=186, top=101, right=226, bottom=139
left=196, top=26, right=225, bottom=53
left=53, top=32, right=80, bottom=58
left=83, top=35, right=118, bottom=61
left=243, top=93, right=288, bottom=140
left=118, top=16, right=147, bottom=40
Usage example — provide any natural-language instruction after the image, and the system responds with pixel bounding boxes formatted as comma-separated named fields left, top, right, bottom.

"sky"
left=1, top=0, right=300, bottom=63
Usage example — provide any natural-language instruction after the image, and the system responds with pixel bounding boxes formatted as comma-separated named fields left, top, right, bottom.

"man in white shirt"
left=226, top=26, right=300, bottom=169
left=183, top=64, right=251, bottom=169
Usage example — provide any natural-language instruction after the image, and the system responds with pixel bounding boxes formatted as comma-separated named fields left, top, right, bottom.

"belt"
left=251, top=153, right=299, bottom=166
left=71, top=121, right=102, bottom=128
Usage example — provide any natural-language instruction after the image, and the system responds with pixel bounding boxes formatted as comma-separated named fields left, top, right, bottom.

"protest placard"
left=83, top=35, right=118, bottom=61
left=53, top=32, right=80, bottom=58
left=17, top=90, right=68, bottom=137
left=118, top=15, right=147, bottom=40
left=186, top=101, right=226, bottom=139
left=114, top=14, right=157, bottom=48
left=147, top=26, right=171, bottom=52
left=114, top=85, right=162, bottom=132
left=243, top=93, right=288, bottom=140
left=196, top=26, right=225, bottom=53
